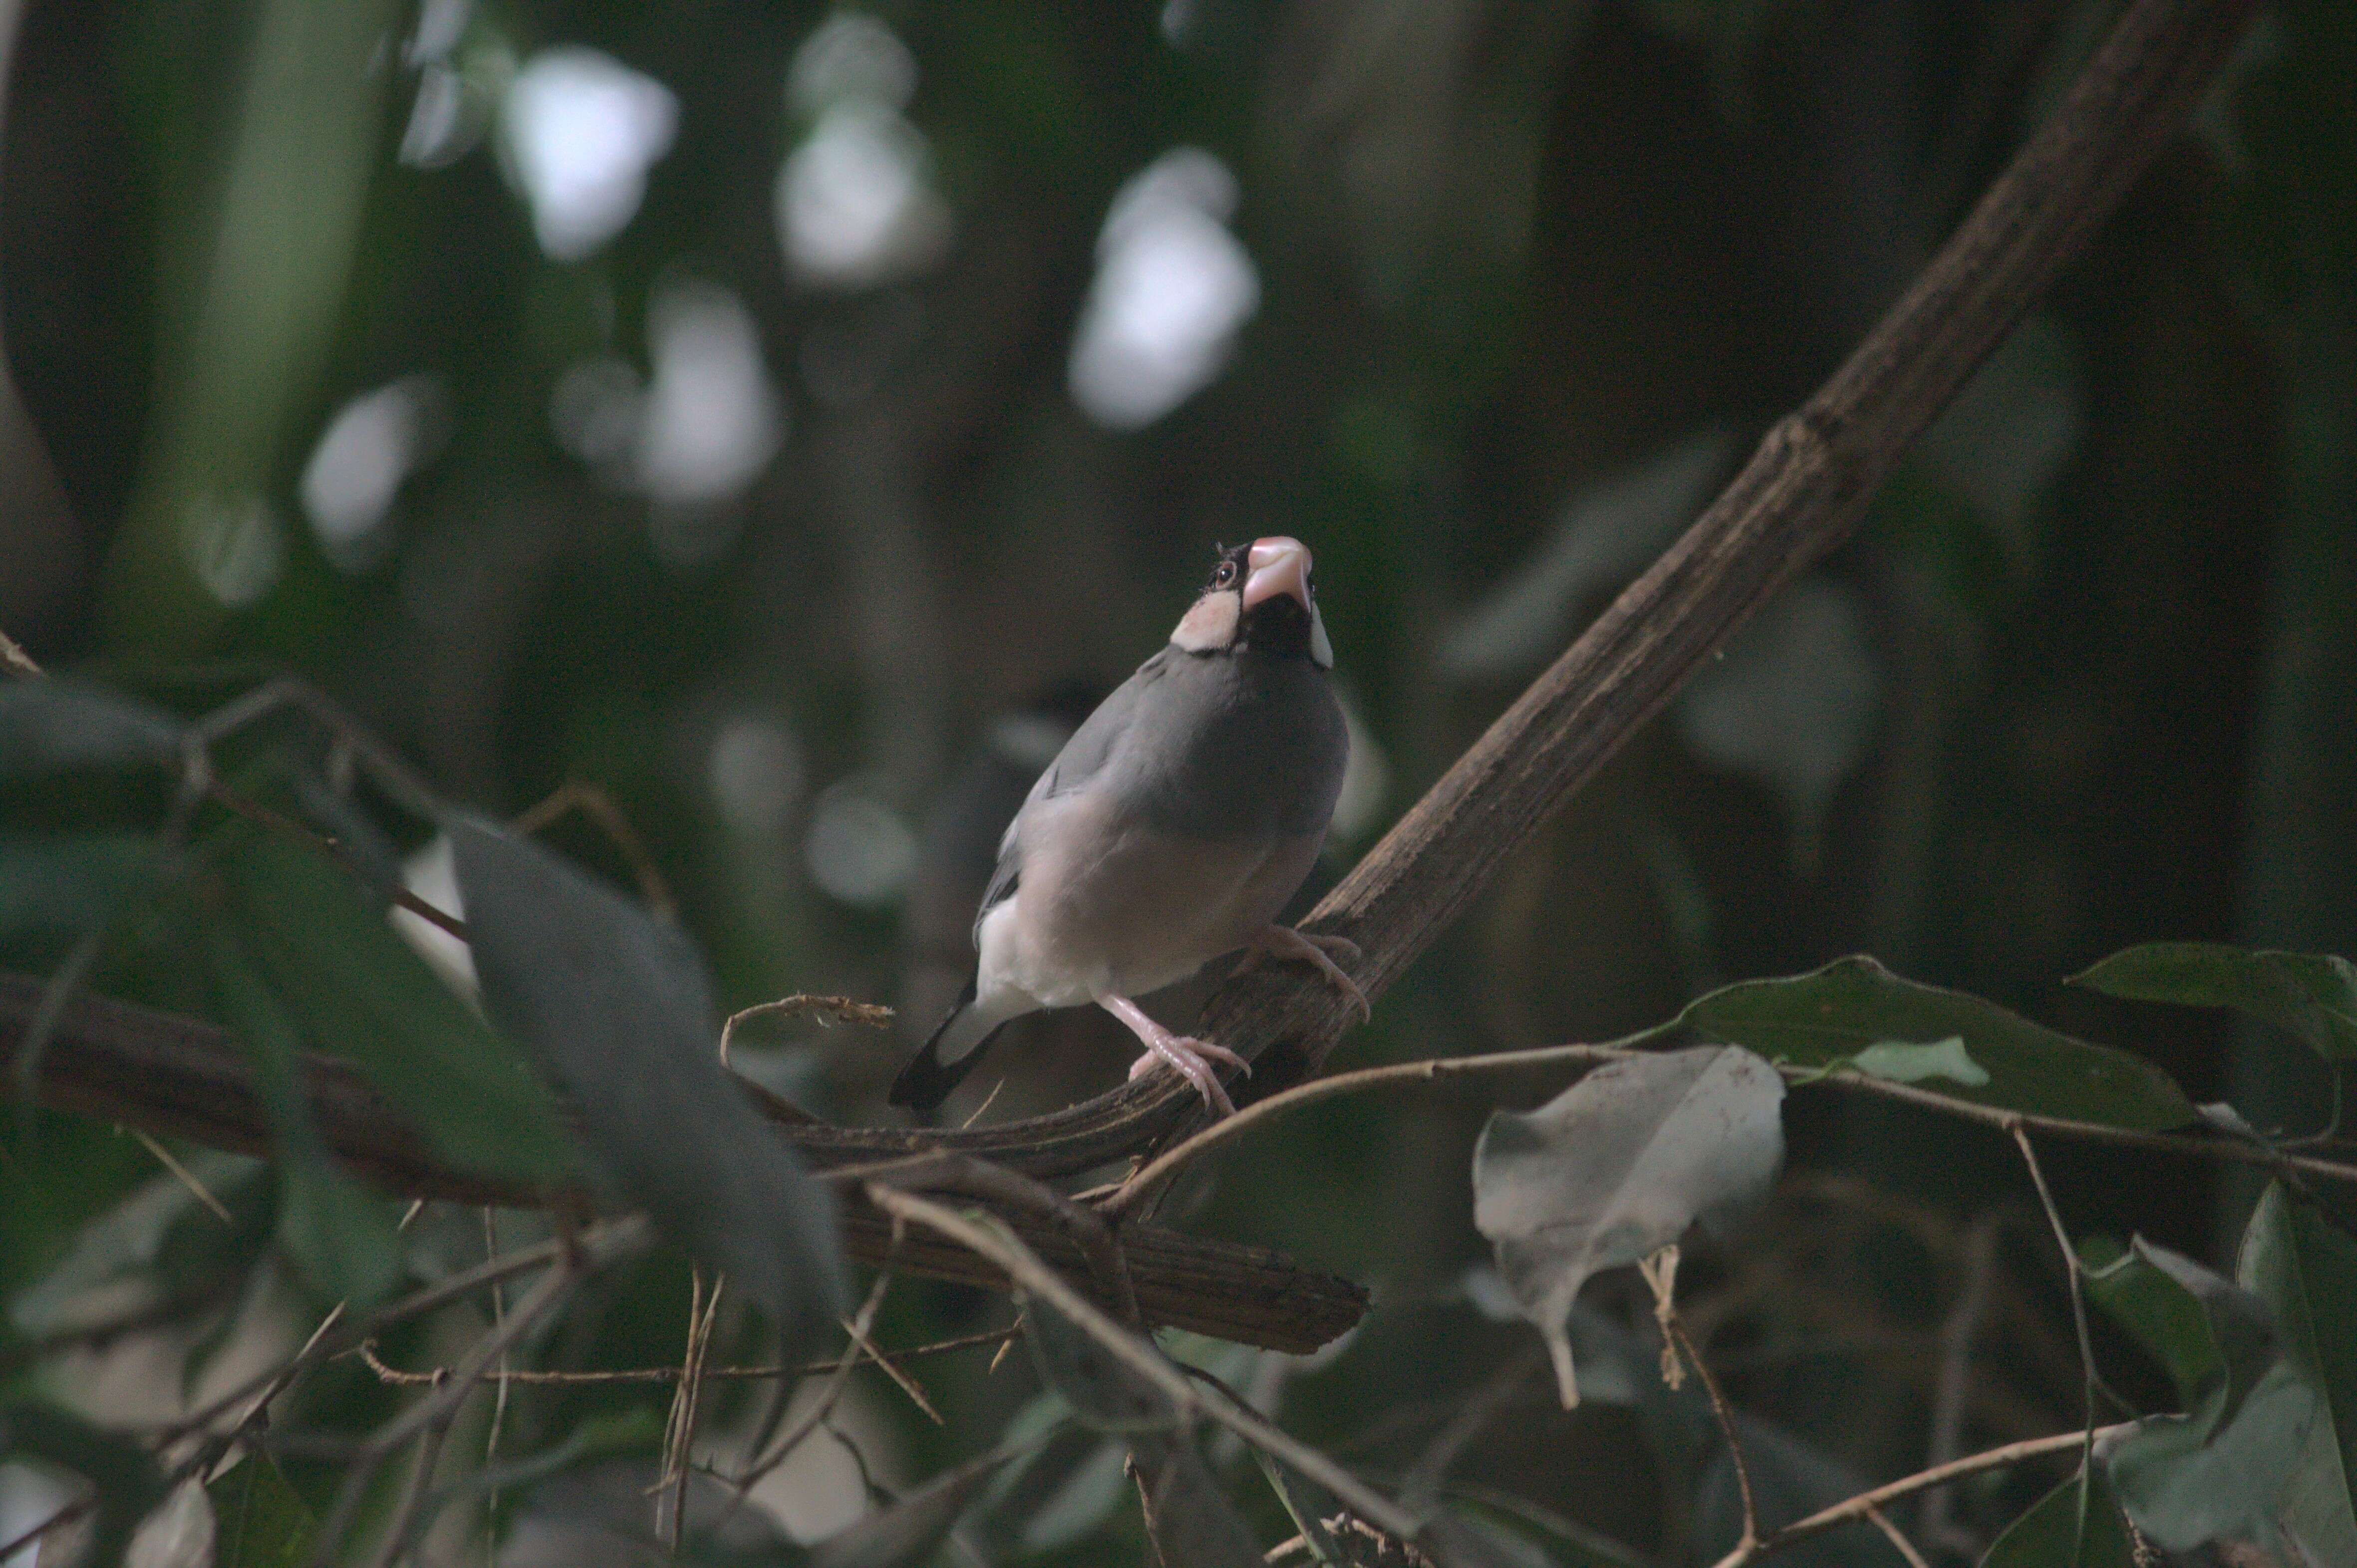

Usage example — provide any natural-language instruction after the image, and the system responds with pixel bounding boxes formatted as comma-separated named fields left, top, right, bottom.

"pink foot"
left=1234, top=926, right=1371, bottom=1023
left=1101, top=995, right=1248, bottom=1118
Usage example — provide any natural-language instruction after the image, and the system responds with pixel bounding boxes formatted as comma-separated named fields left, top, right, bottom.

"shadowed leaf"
left=223, top=833, right=578, bottom=1187
left=2102, top=1360, right=2316, bottom=1551
left=0, top=834, right=163, bottom=940
left=449, top=817, right=846, bottom=1356
left=2081, top=1237, right=2274, bottom=1420
left=2082, top=1220, right=2314, bottom=1550
left=206, top=1453, right=317, bottom=1568
left=1685, top=957, right=2196, bottom=1129
left=0, top=680, right=185, bottom=777
left=1473, top=1045, right=1784, bottom=1408
left=2239, top=1182, right=2357, bottom=1547
left=1978, top=1468, right=2135, bottom=1568
left=205, top=926, right=402, bottom=1305
left=2071, top=942, right=2357, bottom=1061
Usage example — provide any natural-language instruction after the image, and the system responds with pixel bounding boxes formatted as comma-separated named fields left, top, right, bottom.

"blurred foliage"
left=1, top=0, right=2355, bottom=1563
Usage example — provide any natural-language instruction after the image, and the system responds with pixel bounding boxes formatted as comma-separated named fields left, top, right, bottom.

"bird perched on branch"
left=890, top=536, right=1368, bottom=1117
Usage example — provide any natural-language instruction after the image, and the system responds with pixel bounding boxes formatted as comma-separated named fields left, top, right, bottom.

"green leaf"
left=2239, top=1182, right=2357, bottom=1540
left=448, top=818, right=846, bottom=1354
left=2071, top=942, right=2357, bottom=1061
left=1684, top=957, right=2196, bottom=1129
left=0, top=834, right=163, bottom=940
left=0, top=680, right=185, bottom=777
left=2104, top=1358, right=2317, bottom=1551
left=206, top=926, right=402, bottom=1305
left=2080, top=1236, right=2276, bottom=1424
left=222, top=832, right=579, bottom=1187
left=206, top=1452, right=318, bottom=1568
left=0, top=1401, right=170, bottom=1566
left=1978, top=1468, right=2135, bottom=1568
left=1473, top=1046, right=1785, bottom=1408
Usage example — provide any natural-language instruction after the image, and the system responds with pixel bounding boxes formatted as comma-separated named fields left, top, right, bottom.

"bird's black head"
left=1169, top=536, right=1332, bottom=668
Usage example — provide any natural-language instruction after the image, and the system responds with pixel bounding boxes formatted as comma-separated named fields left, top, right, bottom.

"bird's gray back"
left=973, top=646, right=1345, bottom=944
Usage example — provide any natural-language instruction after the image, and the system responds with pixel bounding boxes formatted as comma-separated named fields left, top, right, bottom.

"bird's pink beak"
left=1241, top=537, right=1313, bottom=612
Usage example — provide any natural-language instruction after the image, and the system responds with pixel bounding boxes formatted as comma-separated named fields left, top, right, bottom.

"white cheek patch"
left=1309, top=605, right=1333, bottom=668
left=1172, top=591, right=1240, bottom=652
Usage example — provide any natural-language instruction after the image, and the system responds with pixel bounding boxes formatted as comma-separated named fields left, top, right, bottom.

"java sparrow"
left=889, top=537, right=1368, bottom=1117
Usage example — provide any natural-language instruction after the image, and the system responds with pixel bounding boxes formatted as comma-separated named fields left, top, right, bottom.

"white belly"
left=973, top=790, right=1321, bottom=1011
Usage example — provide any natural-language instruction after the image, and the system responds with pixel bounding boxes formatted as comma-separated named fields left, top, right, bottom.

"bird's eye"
left=1211, top=559, right=1238, bottom=588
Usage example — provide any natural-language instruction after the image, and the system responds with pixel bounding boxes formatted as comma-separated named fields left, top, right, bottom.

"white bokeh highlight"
left=775, top=14, right=948, bottom=289
left=500, top=47, right=678, bottom=261
left=632, top=278, right=784, bottom=509
left=300, top=376, right=443, bottom=571
left=1069, top=148, right=1260, bottom=430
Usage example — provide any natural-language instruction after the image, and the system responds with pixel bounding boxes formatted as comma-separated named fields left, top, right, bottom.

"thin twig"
left=361, top=1419, right=452, bottom=1568
left=866, top=1183, right=1427, bottom=1544
left=511, top=781, right=678, bottom=919
left=839, top=1309, right=945, bottom=1426
left=2011, top=1124, right=2100, bottom=1478
left=734, top=1271, right=891, bottom=1491
left=960, top=1077, right=1007, bottom=1129
left=199, top=780, right=468, bottom=942
left=1645, top=1247, right=1757, bottom=1552
left=718, top=994, right=893, bottom=1068
left=130, top=1128, right=233, bottom=1222
left=1863, top=1505, right=1933, bottom=1568
left=1708, top=1424, right=2133, bottom=1567
left=1103, top=1040, right=1655, bottom=1219
left=1101, top=1033, right=2357, bottom=1231
left=480, top=1209, right=509, bottom=1565
left=353, top=1325, right=1019, bottom=1387
left=659, top=1269, right=724, bottom=1549
left=1918, top=1211, right=2002, bottom=1544
left=307, top=1255, right=585, bottom=1568
left=162, top=1222, right=645, bottom=1443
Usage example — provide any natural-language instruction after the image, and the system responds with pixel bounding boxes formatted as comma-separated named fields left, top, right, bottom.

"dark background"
left=1, top=0, right=2352, bottom=1561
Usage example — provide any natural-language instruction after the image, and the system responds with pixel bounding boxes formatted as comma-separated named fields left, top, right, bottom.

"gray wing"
left=969, top=652, right=1167, bottom=944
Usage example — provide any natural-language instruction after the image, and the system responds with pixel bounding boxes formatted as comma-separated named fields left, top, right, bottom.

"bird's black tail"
left=889, top=979, right=1010, bottom=1109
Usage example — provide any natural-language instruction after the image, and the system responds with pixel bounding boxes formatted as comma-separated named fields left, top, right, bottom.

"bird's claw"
left=1128, top=1033, right=1246, bottom=1118
left=1238, top=926, right=1372, bottom=1024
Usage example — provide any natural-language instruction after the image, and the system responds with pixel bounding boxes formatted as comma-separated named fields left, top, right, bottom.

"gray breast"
left=1111, top=648, right=1347, bottom=840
